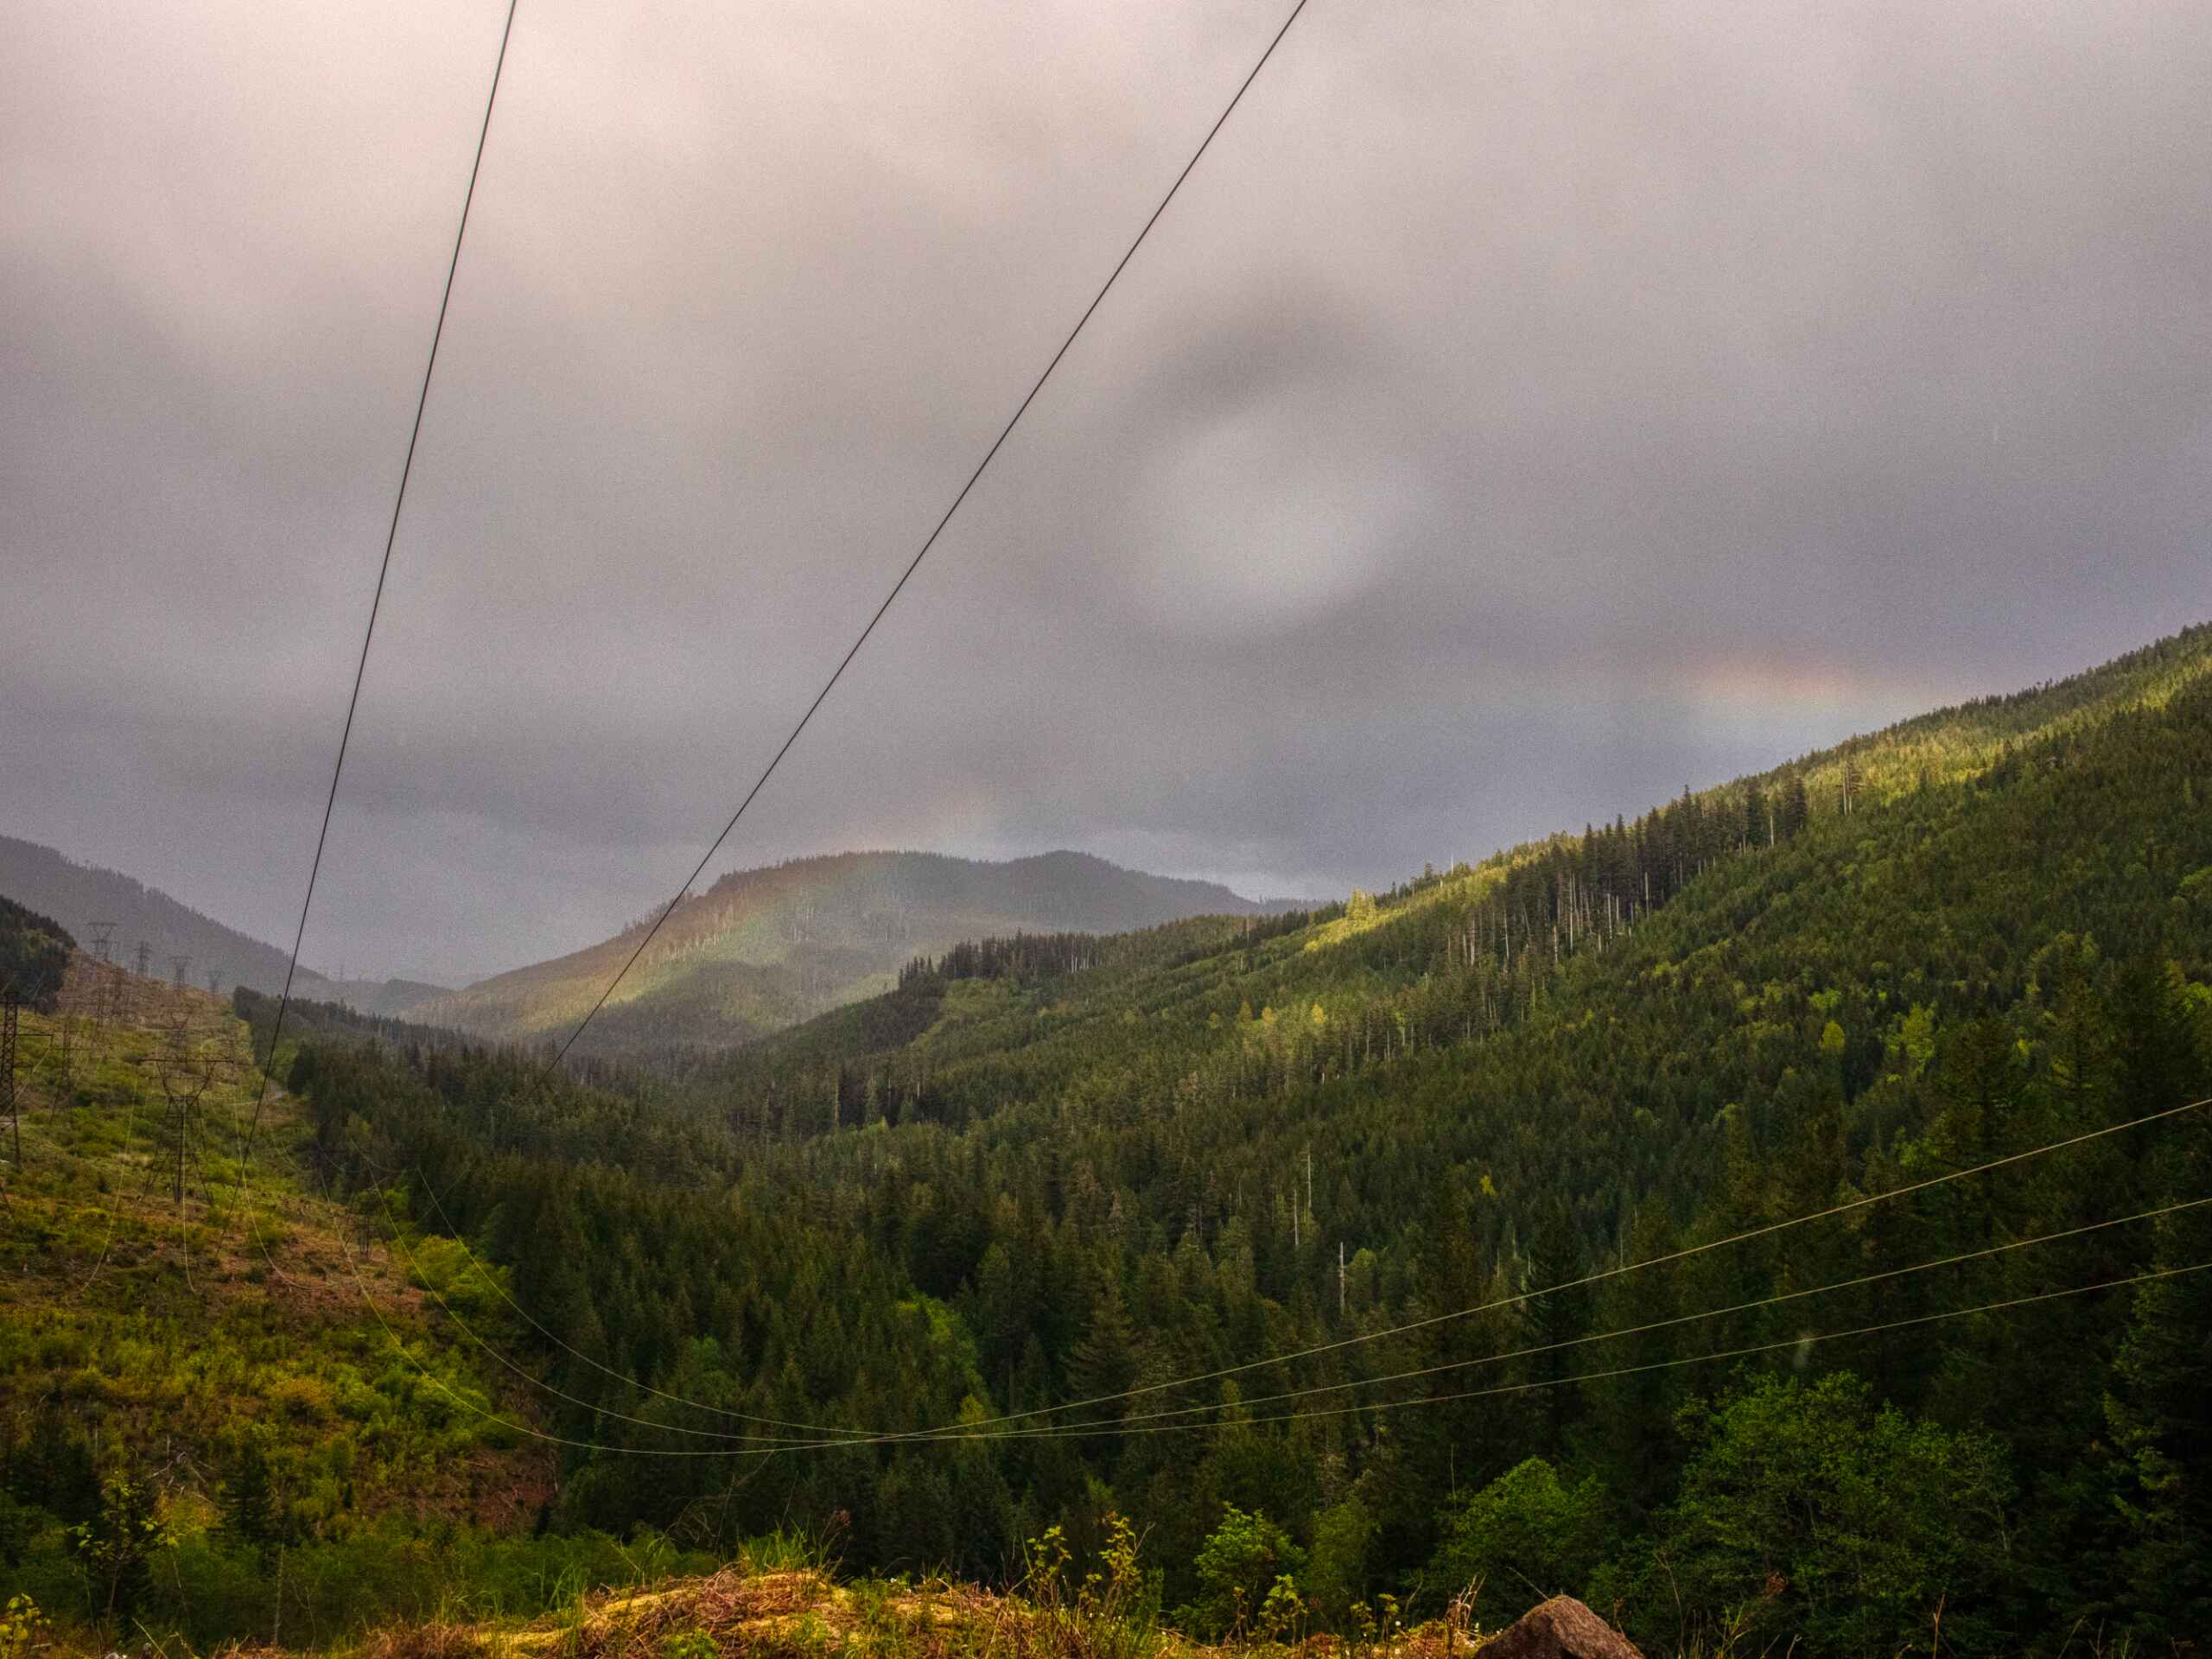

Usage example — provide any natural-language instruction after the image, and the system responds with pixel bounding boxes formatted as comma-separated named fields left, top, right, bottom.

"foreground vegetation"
left=8, top=624, right=2212, bottom=1655
left=0, top=971, right=725, bottom=1647
left=10, top=1520, right=1510, bottom=1659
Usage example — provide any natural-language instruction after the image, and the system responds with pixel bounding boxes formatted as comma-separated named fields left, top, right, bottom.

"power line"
left=317, top=1172, right=2212, bottom=1459
left=902, top=1194, right=2212, bottom=1443
left=1017, top=1258, right=2212, bottom=1446
left=406, top=1181, right=2206, bottom=1450
left=227, top=0, right=520, bottom=1316
left=345, top=1113, right=2209, bottom=1462
left=411, top=1177, right=865, bottom=1438
left=244, top=0, right=1322, bottom=1446
left=397, top=1100, right=2202, bottom=1453
left=244, top=0, right=521, bottom=1141
left=537, top=0, right=1317, bottom=1077
left=195, top=0, right=2198, bottom=1478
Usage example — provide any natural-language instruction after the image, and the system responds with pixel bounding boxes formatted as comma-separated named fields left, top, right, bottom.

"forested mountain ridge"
left=723, top=620, right=2212, bottom=1119
left=413, top=849, right=1294, bottom=1056
left=1736, top=620, right=2212, bottom=810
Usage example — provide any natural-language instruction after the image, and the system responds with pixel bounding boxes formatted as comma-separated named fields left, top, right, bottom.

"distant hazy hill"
left=415, top=849, right=1294, bottom=1052
left=0, top=833, right=443, bottom=1014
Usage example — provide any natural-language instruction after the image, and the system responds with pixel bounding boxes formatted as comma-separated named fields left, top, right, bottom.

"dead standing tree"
left=3, top=944, right=72, bottom=1175
left=3, top=990, right=17, bottom=1176
left=85, top=923, right=118, bottom=1060
left=50, top=1004, right=73, bottom=1093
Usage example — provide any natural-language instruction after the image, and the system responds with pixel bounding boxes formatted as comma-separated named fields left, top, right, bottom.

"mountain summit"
left=413, top=849, right=1292, bottom=1052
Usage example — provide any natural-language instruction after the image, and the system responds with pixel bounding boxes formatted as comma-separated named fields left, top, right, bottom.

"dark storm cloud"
left=4, top=0, right=2208, bottom=984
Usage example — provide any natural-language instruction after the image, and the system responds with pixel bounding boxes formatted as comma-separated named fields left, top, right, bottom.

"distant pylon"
left=169, top=955, right=191, bottom=990
left=135, top=941, right=153, bottom=979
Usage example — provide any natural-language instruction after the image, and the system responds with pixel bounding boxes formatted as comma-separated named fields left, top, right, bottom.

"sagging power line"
left=318, top=1154, right=2212, bottom=1461
left=535, top=0, right=1317, bottom=1077
left=875, top=1095, right=2212, bottom=1443
left=231, top=0, right=1318, bottom=1455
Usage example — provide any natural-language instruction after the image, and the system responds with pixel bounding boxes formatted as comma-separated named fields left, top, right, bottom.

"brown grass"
left=474, top=1567, right=1487, bottom=1659
left=501, top=1568, right=838, bottom=1659
left=175, top=1561, right=1517, bottom=1659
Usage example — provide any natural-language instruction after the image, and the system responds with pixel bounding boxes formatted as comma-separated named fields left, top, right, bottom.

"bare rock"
left=1477, top=1596, right=1643, bottom=1659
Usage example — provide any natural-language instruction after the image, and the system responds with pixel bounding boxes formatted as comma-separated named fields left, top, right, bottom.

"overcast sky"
left=4, top=0, right=2208, bottom=985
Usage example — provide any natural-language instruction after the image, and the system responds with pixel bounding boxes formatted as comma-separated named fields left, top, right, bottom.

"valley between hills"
left=3, top=623, right=2210, bottom=1656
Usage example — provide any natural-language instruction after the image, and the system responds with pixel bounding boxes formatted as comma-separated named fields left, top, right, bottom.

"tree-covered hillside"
left=12, top=624, right=2212, bottom=1656
left=1, top=893, right=75, bottom=1010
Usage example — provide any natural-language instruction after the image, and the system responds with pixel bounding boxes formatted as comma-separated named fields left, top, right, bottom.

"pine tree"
left=1780, top=772, right=1812, bottom=839
left=1521, top=1198, right=1592, bottom=1464
left=2101, top=1193, right=2212, bottom=1638
left=221, top=1440, right=278, bottom=1552
left=1068, top=1267, right=1139, bottom=1427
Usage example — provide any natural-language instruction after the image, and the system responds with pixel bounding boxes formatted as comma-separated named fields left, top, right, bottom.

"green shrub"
left=0, top=1594, right=52, bottom=1659
left=1427, top=1459, right=1606, bottom=1630
left=71, top=1475, right=173, bottom=1623
left=1305, top=1497, right=1375, bottom=1629
left=1172, top=1504, right=1304, bottom=1640
left=1600, top=1372, right=2014, bottom=1658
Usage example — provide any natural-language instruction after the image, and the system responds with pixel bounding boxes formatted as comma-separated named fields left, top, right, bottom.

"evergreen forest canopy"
left=0, top=893, right=74, bottom=1011
left=9, top=622, right=2212, bottom=1656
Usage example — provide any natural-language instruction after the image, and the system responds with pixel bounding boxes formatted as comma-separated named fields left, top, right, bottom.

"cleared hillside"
left=0, top=960, right=691, bottom=1641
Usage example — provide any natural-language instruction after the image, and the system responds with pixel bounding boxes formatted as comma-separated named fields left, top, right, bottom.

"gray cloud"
left=4, top=0, right=2208, bottom=985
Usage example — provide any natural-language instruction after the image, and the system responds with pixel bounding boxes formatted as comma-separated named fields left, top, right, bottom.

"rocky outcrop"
left=1478, top=1596, right=1643, bottom=1659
